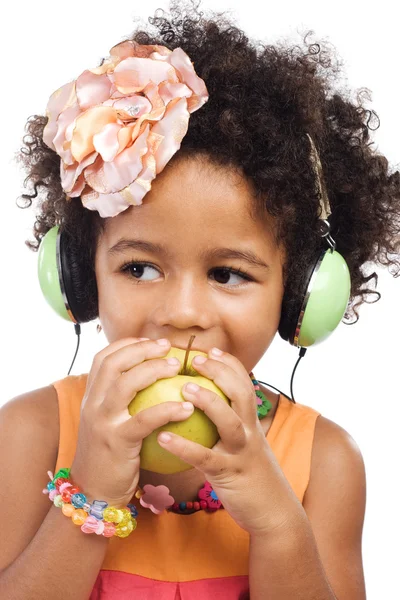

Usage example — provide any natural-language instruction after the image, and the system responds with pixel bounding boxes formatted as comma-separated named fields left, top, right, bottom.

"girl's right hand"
left=69, top=337, right=192, bottom=508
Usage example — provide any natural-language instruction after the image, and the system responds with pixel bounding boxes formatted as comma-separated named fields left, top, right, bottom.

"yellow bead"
left=115, top=519, right=136, bottom=538
left=62, top=503, right=75, bottom=517
left=103, top=507, right=121, bottom=523
left=71, top=508, right=88, bottom=526
left=119, top=508, right=132, bottom=527
left=134, top=489, right=143, bottom=499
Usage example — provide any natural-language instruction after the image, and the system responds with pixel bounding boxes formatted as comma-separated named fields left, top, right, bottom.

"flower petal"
left=52, top=103, right=82, bottom=165
left=151, top=97, right=190, bottom=173
left=61, top=150, right=98, bottom=194
left=93, top=122, right=122, bottom=162
left=168, top=48, right=209, bottom=112
left=113, top=56, right=179, bottom=95
left=108, top=95, right=152, bottom=120
left=84, top=124, right=150, bottom=193
left=75, top=70, right=113, bottom=110
left=43, top=81, right=77, bottom=150
left=158, top=81, right=192, bottom=106
left=70, top=106, right=118, bottom=162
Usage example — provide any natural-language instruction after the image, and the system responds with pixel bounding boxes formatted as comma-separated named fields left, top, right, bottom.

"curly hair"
left=16, top=0, right=400, bottom=324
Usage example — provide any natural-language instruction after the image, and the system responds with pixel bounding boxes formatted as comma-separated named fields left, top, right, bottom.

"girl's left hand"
left=157, top=348, right=301, bottom=537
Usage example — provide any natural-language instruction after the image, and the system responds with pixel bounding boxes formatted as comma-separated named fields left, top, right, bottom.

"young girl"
left=1, top=3, right=399, bottom=599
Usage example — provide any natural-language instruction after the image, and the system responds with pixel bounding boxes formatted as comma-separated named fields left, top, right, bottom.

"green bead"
left=54, top=495, right=64, bottom=508
left=53, top=468, right=71, bottom=482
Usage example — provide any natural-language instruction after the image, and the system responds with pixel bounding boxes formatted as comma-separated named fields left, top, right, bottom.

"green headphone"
left=37, top=218, right=351, bottom=348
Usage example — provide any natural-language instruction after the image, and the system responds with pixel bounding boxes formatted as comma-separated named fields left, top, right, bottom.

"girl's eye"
left=120, top=261, right=253, bottom=287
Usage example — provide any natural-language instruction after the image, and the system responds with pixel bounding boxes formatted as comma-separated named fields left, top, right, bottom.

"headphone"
left=36, top=136, right=351, bottom=401
left=37, top=218, right=350, bottom=398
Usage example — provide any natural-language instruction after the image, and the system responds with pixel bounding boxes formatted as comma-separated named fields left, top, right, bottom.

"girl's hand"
left=69, top=338, right=192, bottom=508
left=157, top=349, right=300, bottom=537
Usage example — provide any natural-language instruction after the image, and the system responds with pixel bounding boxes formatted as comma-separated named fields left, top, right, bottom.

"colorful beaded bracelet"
left=43, top=468, right=138, bottom=538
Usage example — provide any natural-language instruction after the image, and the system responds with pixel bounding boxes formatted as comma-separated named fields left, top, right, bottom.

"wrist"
left=69, top=464, right=134, bottom=508
left=45, top=467, right=138, bottom=539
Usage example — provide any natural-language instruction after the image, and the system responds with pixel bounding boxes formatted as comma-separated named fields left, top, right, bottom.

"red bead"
left=200, top=500, right=207, bottom=510
left=61, top=488, right=72, bottom=502
left=172, top=502, right=180, bottom=511
left=69, top=486, right=80, bottom=496
left=54, top=477, right=68, bottom=490
left=186, top=502, right=193, bottom=509
left=193, top=502, right=200, bottom=511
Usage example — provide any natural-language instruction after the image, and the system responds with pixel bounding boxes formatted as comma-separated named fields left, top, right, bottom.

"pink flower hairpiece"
left=43, top=40, right=209, bottom=218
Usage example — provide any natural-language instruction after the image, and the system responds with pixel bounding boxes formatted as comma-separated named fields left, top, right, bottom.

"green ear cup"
left=296, top=249, right=351, bottom=347
left=37, top=226, right=74, bottom=322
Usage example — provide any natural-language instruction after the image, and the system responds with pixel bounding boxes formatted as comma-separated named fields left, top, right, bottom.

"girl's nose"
left=150, top=276, right=213, bottom=330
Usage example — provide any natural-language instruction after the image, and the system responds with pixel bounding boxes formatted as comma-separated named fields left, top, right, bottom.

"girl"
left=1, top=3, right=399, bottom=599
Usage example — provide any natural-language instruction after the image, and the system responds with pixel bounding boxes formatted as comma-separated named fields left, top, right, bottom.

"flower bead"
left=255, top=390, right=272, bottom=418
left=198, top=481, right=222, bottom=510
left=139, top=484, right=175, bottom=514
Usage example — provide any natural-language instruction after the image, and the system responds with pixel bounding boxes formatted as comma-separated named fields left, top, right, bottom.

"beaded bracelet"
left=43, top=468, right=138, bottom=538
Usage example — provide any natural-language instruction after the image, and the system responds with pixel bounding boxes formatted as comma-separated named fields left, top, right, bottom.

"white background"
left=1, top=1, right=399, bottom=597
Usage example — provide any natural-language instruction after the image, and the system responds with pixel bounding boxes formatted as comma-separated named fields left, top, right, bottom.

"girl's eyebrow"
left=108, top=238, right=270, bottom=270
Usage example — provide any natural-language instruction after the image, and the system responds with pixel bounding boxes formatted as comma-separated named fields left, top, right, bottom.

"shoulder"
left=0, top=384, right=59, bottom=456
left=310, top=415, right=365, bottom=478
left=304, top=414, right=366, bottom=529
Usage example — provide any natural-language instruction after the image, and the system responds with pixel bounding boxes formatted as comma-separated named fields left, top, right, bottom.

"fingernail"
left=185, top=383, right=200, bottom=393
left=182, top=402, right=194, bottom=411
left=159, top=432, right=172, bottom=443
left=193, top=355, right=207, bottom=364
left=157, top=338, right=170, bottom=346
left=167, top=357, right=180, bottom=366
left=211, top=347, right=223, bottom=356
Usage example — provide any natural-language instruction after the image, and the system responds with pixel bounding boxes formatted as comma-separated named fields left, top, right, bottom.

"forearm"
left=249, top=515, right=336, bottom=600
left=0, top=505, right=109, bottom=600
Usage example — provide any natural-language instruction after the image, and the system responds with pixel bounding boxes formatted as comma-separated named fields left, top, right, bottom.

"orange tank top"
left=52, top=373, right=320, bottom=599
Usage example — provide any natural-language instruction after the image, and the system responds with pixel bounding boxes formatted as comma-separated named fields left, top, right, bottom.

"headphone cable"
left=67, top=323, right=81, bottom=376
left=257, top=347, right=307, bottom=403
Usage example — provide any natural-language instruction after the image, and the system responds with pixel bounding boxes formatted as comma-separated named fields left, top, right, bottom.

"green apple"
left=128, top=346, right=230, bottom=474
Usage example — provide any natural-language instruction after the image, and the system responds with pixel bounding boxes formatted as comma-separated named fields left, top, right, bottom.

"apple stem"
left=183, top=335, right=196, bottom=374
